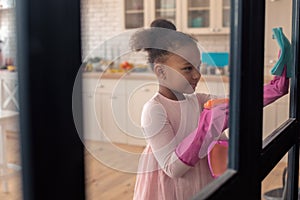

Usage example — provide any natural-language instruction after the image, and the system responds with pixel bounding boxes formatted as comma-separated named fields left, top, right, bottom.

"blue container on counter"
left=192, top=17, right=203, bottom=27
left=201, top=52, right=229, bottom=67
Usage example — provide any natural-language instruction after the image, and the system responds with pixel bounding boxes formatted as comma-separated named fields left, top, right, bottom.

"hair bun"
left=150, top=19, right=176, bottom=31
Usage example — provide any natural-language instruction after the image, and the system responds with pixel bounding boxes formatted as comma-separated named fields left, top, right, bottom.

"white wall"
left=0, top=9, right=16, bottom=65
left=80, top=0, right=230, bottom=60
left=0, top=0, right=292, bottom=65
left=81, top=0, right=124, bottom=60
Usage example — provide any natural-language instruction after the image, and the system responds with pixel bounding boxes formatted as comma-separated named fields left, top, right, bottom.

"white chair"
left=0, top=71, right=19, bottom=192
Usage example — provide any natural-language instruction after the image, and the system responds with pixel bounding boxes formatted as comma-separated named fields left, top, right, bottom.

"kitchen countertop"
left=83, top=72, right=157, bottom=80
left=82, top=72, right=273, bottom=83
left=82, top=72, right=230, bottom=82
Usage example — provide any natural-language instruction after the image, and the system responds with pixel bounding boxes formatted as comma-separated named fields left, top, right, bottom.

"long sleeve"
left=141, top=102, right=193, bottom=178
left=141, top=93, right=228, bottom=178
left=141, top=65, right=288, bottom=179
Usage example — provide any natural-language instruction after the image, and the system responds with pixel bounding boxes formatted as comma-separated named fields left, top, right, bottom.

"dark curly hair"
left=150, top=19, right=176, bottom=31
left=130, top=19, right=198, bottom=67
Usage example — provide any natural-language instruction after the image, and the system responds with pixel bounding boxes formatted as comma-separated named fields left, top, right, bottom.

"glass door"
left=15, top=0, right=300, bottom=199
left=193, top=0, right=300, bottom=198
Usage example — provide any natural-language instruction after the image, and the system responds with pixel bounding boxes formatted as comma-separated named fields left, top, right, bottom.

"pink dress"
left=133, top=92, right=215, bottom=200
left=133, top=69, right=289, bottom=199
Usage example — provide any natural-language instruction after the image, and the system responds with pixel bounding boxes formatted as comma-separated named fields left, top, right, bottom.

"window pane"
left=188, top=10, right=209, bottom=28
left=188, top=0, right=210, bottom=7
left=155, top=0, right=176, bottom=25
left=155, top=0, right=176, bottom=9
left=0, top=4, right=22, bottom=200
left=124, top=0, right=144, bottom=29
left=125, top=13, right=144, bottom=29
left=156, top=11, right=176, bottom=24
left=261, top=154, right=288, bottom=199
left=263, top=0, right=292, bottom=140
left=125, top=0, right=143, bottom=10
left=187, top=0, right=210, bottom=28
left=222, top=9, right=230, bottom=27
left=81, top=0, right=232, bottom=198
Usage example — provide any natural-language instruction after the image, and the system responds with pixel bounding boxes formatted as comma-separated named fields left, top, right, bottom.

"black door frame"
left=15, top=0, right=299, bottom=200
left=16, top=0, right=86, bottom=200
left=194, top=0, right=300, bottom=199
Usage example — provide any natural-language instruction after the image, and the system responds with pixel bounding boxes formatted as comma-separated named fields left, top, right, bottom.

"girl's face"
left=155, top=49, right=201, bottom=95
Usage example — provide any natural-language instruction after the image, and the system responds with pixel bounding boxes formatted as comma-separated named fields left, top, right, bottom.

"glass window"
left=0, top=4, right=21, bottom=200
left=261, top=154, right=288, bottom=199
left=222, top=0, right=230, bottom=27
left=187, top=0, right=210, bottom=28
left=155, top=0, right=176, bottom=24
left=263, top=0, right=292, bottom=140
left=125, top=0, right=144, bottom=29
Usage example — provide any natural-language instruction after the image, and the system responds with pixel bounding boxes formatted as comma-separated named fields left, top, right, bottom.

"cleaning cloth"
left=271, top=27, right=293, bottom=78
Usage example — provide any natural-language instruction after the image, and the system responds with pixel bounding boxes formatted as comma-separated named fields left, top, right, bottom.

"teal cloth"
left=271, top=27, right=293, bottom=78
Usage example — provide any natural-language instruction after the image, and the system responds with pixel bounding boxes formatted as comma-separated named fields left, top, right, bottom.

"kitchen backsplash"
left=80, top=0, right=230, bottom=61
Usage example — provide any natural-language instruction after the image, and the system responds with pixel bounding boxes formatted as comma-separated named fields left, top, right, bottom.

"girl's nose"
left=192, top=68, right=201, bottom=80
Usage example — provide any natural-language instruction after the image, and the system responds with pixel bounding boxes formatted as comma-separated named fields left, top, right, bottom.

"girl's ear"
left=154, top=64, right=166, bottom=80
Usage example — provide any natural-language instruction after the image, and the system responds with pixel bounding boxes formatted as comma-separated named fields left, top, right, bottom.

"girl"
left=131, top=19, right=290, bottom=200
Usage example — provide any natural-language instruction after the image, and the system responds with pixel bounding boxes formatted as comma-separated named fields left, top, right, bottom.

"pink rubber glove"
left=264, top=66, right=289, bottom=106
left=175, top=65, right=288, bottom=168
left=175, top=103, right=229, bottom=166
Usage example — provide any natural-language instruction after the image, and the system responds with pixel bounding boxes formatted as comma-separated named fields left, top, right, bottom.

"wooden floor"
left=0, top=132, right=293, bottom=200
left=84, top=141, right=145, bottom=200
left=0, top=132, right=22, bottom=200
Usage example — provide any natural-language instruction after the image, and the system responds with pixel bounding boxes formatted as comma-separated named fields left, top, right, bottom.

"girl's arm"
left=141, top=100, right=229, bottom=178
left=142, top=66, right=288, bottom=179
left=141, top=102, right=192, bottom=178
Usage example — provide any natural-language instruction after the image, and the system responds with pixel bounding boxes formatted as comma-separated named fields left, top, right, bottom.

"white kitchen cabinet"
left=82, top=77, right=156, bottom=146
left=122, top=0, right=230, bottom=35
left=82, top=92, right=103, bottom=141
left=96, top=79, right=128, bottom=144
left=0, top=71, right=19, bottom=134
left=148, top=0, right=182, bottom=29
left=126, top=80, right=158, bottom=146
left=182, top=0, right=230, bottom=34
left=82, top=78, right=103, bottom=141
left=122, top=0, right=181, bottom=29
left=0, top=71, right=18, bottom=111
left=98, top=92, right=128, bottom=144
left=123, top=0, right=146, bottom=29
